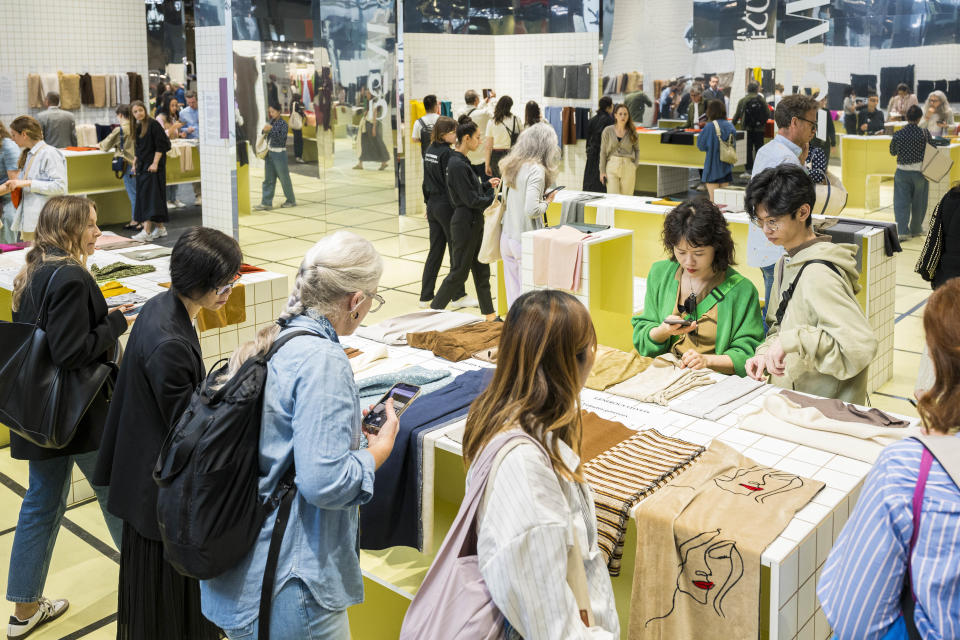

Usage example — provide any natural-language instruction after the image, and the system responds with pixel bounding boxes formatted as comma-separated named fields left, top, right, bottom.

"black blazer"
left=93, top=289, right=204, bottom=540
left=934, top=189, right=960, bottom=289
left=10, top=257, right=127, bottom=461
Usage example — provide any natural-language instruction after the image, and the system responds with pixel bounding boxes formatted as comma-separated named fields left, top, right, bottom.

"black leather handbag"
left=0, top=266, right=118, bottom=448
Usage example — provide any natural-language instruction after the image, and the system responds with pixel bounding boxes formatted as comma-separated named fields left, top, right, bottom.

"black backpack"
left=743, top=96, right=769, bottom=130
left=153, top=328, right=322, bottom=640
left=418, top=117, right=434, bottom=158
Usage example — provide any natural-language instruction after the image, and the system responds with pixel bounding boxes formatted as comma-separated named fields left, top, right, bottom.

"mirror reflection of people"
left=632, top=200, right=764, bottom=376
left=129, top=100, right=171, bottom=242
left=818, top=278, right=960, bottom=640
left=857, top=92, right=884, bottom=135
left=254, top=103, right=296, bottom=211
left=598, top=104, right=639, bottom=196
left=354, top=88, right=390, bottom=171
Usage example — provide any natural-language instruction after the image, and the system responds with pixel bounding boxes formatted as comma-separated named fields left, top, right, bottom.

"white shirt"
left=746, top=135, right=803, bottom=268
left=412, top=112, right=439, bottom=142
left=474, top=434, right=620, bottom=640
left=459, top=103, right=493, bottom=163
left=486, top=116, right=522, bottom=150
left=17, top=141, right=67, bottom=233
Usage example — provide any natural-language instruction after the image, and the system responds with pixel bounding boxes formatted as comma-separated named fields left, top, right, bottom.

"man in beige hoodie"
left=743, top=164, right=877, bottom=404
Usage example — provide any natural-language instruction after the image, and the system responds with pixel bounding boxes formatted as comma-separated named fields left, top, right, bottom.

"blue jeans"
left=893, top=169, right=929, bottom=236
left=7, top=451, right=122, bottom=603
left=122, top=167, right=137, bottom=218
left=0, top=196, right=16, bottom=244
left=761, top=263, right=776, bottom=327
left=261, top=150, right=296, bottom=207
left=223, top=579, right=349, bottom=640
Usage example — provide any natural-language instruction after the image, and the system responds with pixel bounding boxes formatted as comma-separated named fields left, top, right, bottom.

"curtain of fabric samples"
left=544, top=106, right=563, bottom=143
left=916, top=80, right=935, bottom=101
left=629, top=441, right=823, bottom=640
left=360, top=368, right=493, bottom=551
left=406, top=321, right=502, bottom=362
left=543, top=65, right=563, bottom=98
left=606, top=354, right=715, bottom=406
left=107, top=73, right=117, bottom=107
left=127, top=72, right=144, bottom=102
left=947, top=80, right=960, bottom=103
left=118, top=73, right=130, bottom=105
left=91, top=75, right=107, bottom=107
left=196, top=284, right=246, bottom=332
left=850, top=73, right=877, bottom=96
left=579, top=411, right=634, bottom=463
left=58, top=72, right=82, bottom=109
left=585, top=345, right=654, bottom=391
left=40, top=73, right=59, bottom=97
left=583, top=429, right=705, bottom=576
left=933, top=79, right=948, bottom=94
left=79, top=73, right=95, bottom=105
left=625, top=71, right=643, bottom=93
left=575, top=107, right=590, bottom=141
left=561, top=106, right=576, bottom=144
left=27, top=74, right=44, bottom=108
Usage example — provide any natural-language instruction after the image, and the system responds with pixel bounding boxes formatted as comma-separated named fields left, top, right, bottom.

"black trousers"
left=582, top=151, right=606, bottom=193
left=745, top=130, right=765, bottom=173
left=489, top=149, right=509, bottom=178
left=431, top=207, right=494, bottom=315
left=420, top=196, right=465, bottom=302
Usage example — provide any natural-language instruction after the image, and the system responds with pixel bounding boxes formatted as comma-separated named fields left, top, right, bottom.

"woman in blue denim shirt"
left=200, top=230, right=399, bottom=640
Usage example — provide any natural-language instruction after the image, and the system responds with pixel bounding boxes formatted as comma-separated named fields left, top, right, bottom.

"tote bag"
left=814, top=171, right=848, bottom=216
left=479, top=185, right=505, bottom=264
left=254, top=134, right=269, bottom=159
left=714, top=122, right=738, bottom=165
left=922, top=143, right=953, bottom=182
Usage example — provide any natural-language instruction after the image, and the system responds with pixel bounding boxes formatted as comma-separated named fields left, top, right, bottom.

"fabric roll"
left=356, top=366, right=453, bottom=407
left=607, top=354, right=715, bottom=406
left=355, top=310, right=482, bottom=345
left=580, top=410, right=635, bottom=462
left=79, top=73, right=94, bottom=105
left=196, top=284, right=246, bottom=332
left=406, top=321, right=502, bottom=362
left=586, top=345, right=653, bottom=391
left=583, top=429, right=705, bottom=576
left=91, top=75, right=107, bottom=107
left=531, top=225, right=588, bottom=291
left=630, top=441, right=824, bottom=640
left=58, top=72, right=82, bottom=109
left=668, top=375, right=766, bottom=421
left=40, top=73, right=60, bottom=97
left=779, top=390, right=909, bottom=428
left=27, top=74, right=44, bottom=108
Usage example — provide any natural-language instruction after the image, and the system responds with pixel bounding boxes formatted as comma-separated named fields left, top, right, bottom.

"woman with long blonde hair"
left=4, top=116, right=66, bottom=242
left=462, top=289, right=620, bottom=639
left=6, top=196, right=130, bottom=640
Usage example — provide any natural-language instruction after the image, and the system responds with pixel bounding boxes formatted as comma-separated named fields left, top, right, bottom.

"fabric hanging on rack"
left=629, top=441, right=823, bottom=640
left=118, top=73, right=130, bottom=104
left=916, top=80, right=935, bottom=101
left=91, top=75, right=107, bottom=107
left=584, top=429, right=705, bottom=576
left=544, top=106, right=563, bottom=144
left=606, top=354, right=715, bottom=406
left=561, top=106, right=576, bottom=144
left=625, top=71, right=643, bottom=93
left=79, top=73, right=95, bottom=105
left=586, top=345, right=654, bottom=391
left=575, top=107, right=591, bottom=141
left=105, top=73, right=116, bottom=107
left=40, top=73, right=59, bottom=98
left=27, top=74, right=44, bottom=108
left=127, top=72, right=144, bottom=102
left=440, top=101, right=453, bottom=117
left=58, top=72, right=82, bottom=109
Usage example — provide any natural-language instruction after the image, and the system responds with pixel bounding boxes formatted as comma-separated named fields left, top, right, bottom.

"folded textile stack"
left=668, top=374, right=766, bottom=420
left=531, top=225, right=589, bottom=291
left=407, top=321, right=502, bottom=362
left=586, top=345, right=654, bottom=391
left=606, top=354, right=715, bottom=406
left=356, top=310, right=482, bottom=346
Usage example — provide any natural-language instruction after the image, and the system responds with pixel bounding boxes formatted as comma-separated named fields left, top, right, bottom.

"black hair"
left=744, top=165, right=816, bottom=228
left=45, top=92, right=60, bottom=106
left=493, top=95, right=514, bottom=124
left=268, top=101, right=281, bottom=113
left=867, top=91, right=878, bottom=99
left=906, top=105, right=923, bottom=123
left=598, top=96, right=613, bottom=111
left=662, top=199, right=736, bottom=273
left=773, top=94, right=820, bottom=129
left=456, top=115, right=478, bottom=143
left=170, top=227, right=244, bottom=299
left=431, top=116, right=458, bottom=144
left=115, top=104, right=131, bottom=119
left=423, top=94, right=438, bottom=112
left=897, top=83, right=910, bottom=93
left=524, top=100, right=541, bottom=128
left=747, top=81, right=759, bottom=94
left=843, top=85, right=855, bottom=98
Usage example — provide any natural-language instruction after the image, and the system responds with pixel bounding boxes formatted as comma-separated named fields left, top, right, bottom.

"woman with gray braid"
left=200, top=230, right=398, bottom=639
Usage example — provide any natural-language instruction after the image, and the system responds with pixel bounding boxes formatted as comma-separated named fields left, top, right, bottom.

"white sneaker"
left=166, top=200, right=178, bottom=209
left=7, top=597, right=69, bottom=638
left=173, top=200, right=186, bottom=208
left=418, top=299, right=432, bottom=309
left=295, top=157, right=305, bottom=163
left=194, top=196, right=202, bottom=206
left=449, top=295, right=478, bottom=309
left=131, top=229, right=158, bottom=242
left=156, top=226, right=168, bottom=238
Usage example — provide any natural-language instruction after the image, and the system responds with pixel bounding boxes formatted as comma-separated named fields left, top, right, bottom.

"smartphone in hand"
left=363, top=382, right=421, bottom=434
left=665, top=318, right=692, bottom=327
left=544, top=185, right=566, bottom=198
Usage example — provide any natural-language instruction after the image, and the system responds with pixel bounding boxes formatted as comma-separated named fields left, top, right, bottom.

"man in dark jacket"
left=858, top=92, right=885, bottom=134
left=583, top=96, right=615, bottom=192
left=733, top=82, right=769, bottom=174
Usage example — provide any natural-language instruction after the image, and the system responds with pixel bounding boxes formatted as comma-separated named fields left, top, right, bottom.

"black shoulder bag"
left=0, top=266, right=118, bottom=448
left=774, top=259, right=841, bottom=326
left=112, top=127, right=127, bottom=179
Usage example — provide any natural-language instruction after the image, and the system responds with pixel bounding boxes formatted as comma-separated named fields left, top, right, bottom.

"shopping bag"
left=478, top=186, right=505, bottom=264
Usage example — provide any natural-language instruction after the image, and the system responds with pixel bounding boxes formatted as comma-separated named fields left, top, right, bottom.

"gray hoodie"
left=756, top=237, right=878, bottom=404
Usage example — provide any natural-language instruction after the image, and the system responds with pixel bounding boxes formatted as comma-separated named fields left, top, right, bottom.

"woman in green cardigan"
left=632, top=199, right=764, bottom=376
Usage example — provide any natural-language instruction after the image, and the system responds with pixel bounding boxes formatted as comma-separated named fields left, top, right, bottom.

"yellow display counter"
left=632, top=129, right=746, bottom=196
left=840, top=135, right=960, bottom=209
left=64, top=145, right=201, bottom=225
left=280, top=114, right=319, bottom=162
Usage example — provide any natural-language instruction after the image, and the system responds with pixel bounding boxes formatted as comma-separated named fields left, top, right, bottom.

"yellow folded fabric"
left=196, top=283, right=246, bottom=332
left=99, top=281, right=134, bottom=297
left=650, top=198, right=683, bottom=207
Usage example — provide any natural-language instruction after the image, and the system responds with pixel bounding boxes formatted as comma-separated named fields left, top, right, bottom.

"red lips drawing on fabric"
left=739, top=483, right=764, bottom=491
left=692, top=581, right=715, bottom=590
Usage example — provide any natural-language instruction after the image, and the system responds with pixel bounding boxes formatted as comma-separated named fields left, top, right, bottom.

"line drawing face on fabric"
left=646, top=529, right=744, bottom=627
left=713, top=465, right=804, bottom=503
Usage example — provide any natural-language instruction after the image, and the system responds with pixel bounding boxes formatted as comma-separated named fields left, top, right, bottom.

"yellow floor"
left=0, top=144, right=925, bottom=638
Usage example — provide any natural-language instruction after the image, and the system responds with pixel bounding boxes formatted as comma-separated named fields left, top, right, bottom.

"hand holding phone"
left=544, top=185, right=565, bottom=198
left=362, top=382, right=421, bottom=435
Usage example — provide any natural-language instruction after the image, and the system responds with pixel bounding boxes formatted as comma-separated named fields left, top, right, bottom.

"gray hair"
left=498, top=122, right=560, bottom=190
left=280, top=230, right=384, bottom=323
left=185, top=90, right=197, bottom=99
left=922, top=90, right=952, bottom=124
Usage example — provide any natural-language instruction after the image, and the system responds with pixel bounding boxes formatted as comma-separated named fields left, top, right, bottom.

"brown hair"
left=918, top=279, right=960, bottom=435
left=430, top=116, right=458, bottom=144
left=0, top=121, right=10, bottom=140
left=612, top=103, right=638, bottom=145
left=9, top=116, right=43, bottom=169
left=129, top=100, right=155, bottom=138
left=462, top=290, right=597, bottom=481
left=774, top=94, right=820, bottom=129
left=12, top=196, right=96, bottom=311
left=705, top=99, right=726, bottom=121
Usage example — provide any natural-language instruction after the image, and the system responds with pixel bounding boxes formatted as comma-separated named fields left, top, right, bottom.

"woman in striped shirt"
left=462, top=289, right=620, bottom=639
left=818, top=278, right=960, bottom=640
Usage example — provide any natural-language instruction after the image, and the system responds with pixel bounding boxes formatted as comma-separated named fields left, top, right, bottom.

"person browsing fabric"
left=128, top=100, right=171, bottom=242
left=255, top=103, right=296, bottom=211
left=499, top=122, right=561, bottom=307
left=201, top=232, right=399, bottom=639
left=818, top=278, right=960, bottom=640
left=0, top=121, right=21, bottom=243
left=599, top=104, right=639, bottom=196
left=890, top=105, right=933, bottom=240
left=583, top=96, right=614, bottom=193
left=5, top=116, right=67, bottom=243
left=696, top=99, right=737, bottom=201
left=462, top=289, right=620, bottom=639
left=632, top=199, right=764, bottom=376
left=99, top=104, right=139, bottom=230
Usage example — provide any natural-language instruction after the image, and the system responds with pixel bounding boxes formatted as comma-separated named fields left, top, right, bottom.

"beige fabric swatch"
left=607, top=354, right=714, bottom=406
left=585, top=345, right=654, bottom=391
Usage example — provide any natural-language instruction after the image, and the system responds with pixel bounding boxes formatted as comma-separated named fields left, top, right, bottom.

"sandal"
left=122, top=222, right=142, bottom=231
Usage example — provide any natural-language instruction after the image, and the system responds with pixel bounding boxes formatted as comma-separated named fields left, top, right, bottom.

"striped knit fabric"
left=583, top=429, right=704, bottom=576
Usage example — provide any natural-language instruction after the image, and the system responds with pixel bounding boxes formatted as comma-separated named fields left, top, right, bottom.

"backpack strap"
left=774, top=259, right=841, bottom=326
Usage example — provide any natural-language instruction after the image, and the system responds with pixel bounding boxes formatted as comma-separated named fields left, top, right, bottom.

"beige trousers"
left=605, top=155, right=637, bottom=195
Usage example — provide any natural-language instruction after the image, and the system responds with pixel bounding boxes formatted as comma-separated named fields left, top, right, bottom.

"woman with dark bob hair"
left=631, top=199, right=764, bottom=376
left=94, top=226, right=243, bottom=640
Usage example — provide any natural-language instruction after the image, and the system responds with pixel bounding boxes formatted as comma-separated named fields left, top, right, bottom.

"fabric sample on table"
left=472, top=347, right=498, bottom=364
left=95, top=233, right=145, bottom=250
left=355, top=365, right=453, bottom=407
left=360, top=368, right=493, bottom=550
left=102, top=292, right=146, bottom=306
left=349, top=344, right=389, bottom=374
left=629, top=441, right=823, bottom=640
left=607, top=354, right=715, bottom=406
left=343, top=347, right=362, bottom=359
left=89, top=262, right=156, bottom=282
left=239, top=263, right=266, bottom=273
left=355, top=310, right=481, bottom=345
left=668, top=375, right=766, bottom=421
left=583, top=429, right=705, bottom=575
left=120, top=247, right=173, bottom=261
left=821, top=222, right=867, bottom=270
left=586, top=345, right=654, bottom=391
left=580, top=411, right=635, bottom=463
left=531, top=225, right=588, bottom=291
left=0, top=242, right=29, bottom=253
left=739, top=394, right=920, bottom=463
left=57, top=72, right=81, bottom=110
left=196, top=284, right=245, bottom=332
left=779, top=389, right=910, bottom=428
left=558, top=194, right=596, bottom=225
left=98, top=281, right=134, bottom=297
left=406, top=321, right=502, bottom=362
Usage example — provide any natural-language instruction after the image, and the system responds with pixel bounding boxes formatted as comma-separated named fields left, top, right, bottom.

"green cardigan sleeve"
left=631, top=260, right=676, bottom=357
left=717, top=275, right=765, bottom=377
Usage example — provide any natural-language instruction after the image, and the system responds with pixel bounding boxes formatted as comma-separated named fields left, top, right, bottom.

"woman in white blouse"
left=462, top=289, right=620, bottom=640
left=5, top=116, right=66, bottom=242
left=919, top=90, right=955, bottom=136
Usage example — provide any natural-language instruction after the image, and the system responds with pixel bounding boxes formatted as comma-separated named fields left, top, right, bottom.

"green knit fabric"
left=631, top=259, right=765, bottom=377
left=89, top=262, right=157, bottom=282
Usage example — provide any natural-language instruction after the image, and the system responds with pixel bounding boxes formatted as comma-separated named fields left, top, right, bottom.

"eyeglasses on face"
left=752, top=217, right=782, bottom=232
left=796, top=116, right=818, bottom=129
left=366, top=292, right=385, bottom=313
left=214, top=273, right=241, bottom=296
